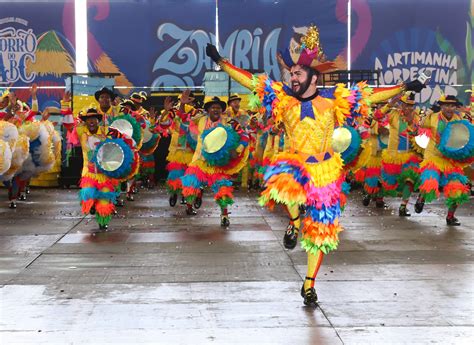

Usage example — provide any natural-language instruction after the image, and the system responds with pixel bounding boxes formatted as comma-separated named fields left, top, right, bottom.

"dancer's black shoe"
left=99, top=224, right=108, bottom=231
left=362, top=194, right=371, bottom=206
left=9, top=201, right=17, bottom=209
left=301, top=277, right=318, bottom=307
left=446, top=216, right=461, bottom=226
left=283, top=223, right=299, bottom=250
left=399, top=205, right=411, bottom=217
left=169, top=194, right=178, bottom=207
left=194, top=197, right=202, bottom=209
left=375, top=199, right=388, bottom=209
left=186, top=205, right=197, bottom=216
left=220, top=215, right=230, bottom=227
left=414, top=198, right=425, bottom=214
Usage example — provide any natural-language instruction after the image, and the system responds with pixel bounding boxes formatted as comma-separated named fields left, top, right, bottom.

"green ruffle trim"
left=300, top=238, right=339, bottom=255
left=185, top=195, right=196, bottom=203
left=258, top=192, right=303, bottom=208
left=96, top=214, right=112, bottom=226
left=216, top=196, right=234, bottom=208
left=420, top=190, right=438, bottom=203
left=383, top=189, right=399, bottom=197
left=397, top=168, right=420, bottom=190
left=248, top=92, right=262, bottom=111
left=446, top=193, right=470, bottom=209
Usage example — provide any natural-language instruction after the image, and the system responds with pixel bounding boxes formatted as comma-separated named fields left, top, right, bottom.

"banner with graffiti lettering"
left=218, top=0, right=347, bottom=82
left=350, top=0, right=473, bottom=105
left=87, top=0, right=348, bottom=91
left=0, top=0, right=75, bottom=106
left=86, top=0, right=215, bottom=94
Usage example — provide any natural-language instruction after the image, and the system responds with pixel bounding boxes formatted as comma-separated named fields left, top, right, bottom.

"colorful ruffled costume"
left=180, top=100, right=249, bottom=224
left=380, top=97, right=422, bottom=212
left=163, top=106, right=202, bottom=203
left=206, top=24, right=407, bottom=305
left=416, top=97, right=473, bottom=224
left=1, top=90, right=56, bottom=207
left=76, top=109, right=119, bottom=229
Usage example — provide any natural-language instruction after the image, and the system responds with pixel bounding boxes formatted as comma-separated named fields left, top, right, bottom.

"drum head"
left=110, top=119, right=134, bottom=138
left=96, top=142, right=125, bottom=172
left=143, top=126, right=153, bottom=144
left=203, top=126, right=228, bottom=154
left=332, top=127, right=352, bottom=153
left=414, top=134, right=430, bottom=149
left=379, top=134, right=389, bottom=146
left=445, top=123, right=469, bottom=149
left=87, top=136, right=101, bottom=150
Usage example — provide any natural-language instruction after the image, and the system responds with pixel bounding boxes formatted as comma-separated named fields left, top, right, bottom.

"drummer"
left=415, top=95, right=471, bottom=226
left=78, top=107, right=119, bottom=230
left=180, top=96, right=249, bottom=227
left=356, top=100, right=390, bottom=208
left=380, top=92, right=423, bottom=216
left=122, top=98, right=158, bottom=190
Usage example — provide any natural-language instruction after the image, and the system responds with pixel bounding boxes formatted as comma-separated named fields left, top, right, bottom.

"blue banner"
left=87, top=0, right=348, bottom=90
left=218, top=0, right=348, bottom=82
left=87, top=0, right=216, bottom=93
left=351, top=0, right=473, bottom=104
left=0, top=0, right=75, bottom=106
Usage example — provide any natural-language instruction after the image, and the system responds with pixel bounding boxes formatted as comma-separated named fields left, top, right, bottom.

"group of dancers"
left=1, top=24, right=472, bottom=307
left=0, top=84, right=60, bottom=209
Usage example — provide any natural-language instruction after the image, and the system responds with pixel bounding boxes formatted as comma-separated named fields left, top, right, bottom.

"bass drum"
left=332, top=125, right=362, bottom=165
left=201, top=124, right=240, bottom=167
left=109, top=114, right=143, bottom=149
left=437, top=120, right=474, bottom=162
left=92, top=138, right=135, bottom=179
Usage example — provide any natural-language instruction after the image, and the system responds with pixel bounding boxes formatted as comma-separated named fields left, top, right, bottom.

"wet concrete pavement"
left=0, top=187, right=473, bottom=344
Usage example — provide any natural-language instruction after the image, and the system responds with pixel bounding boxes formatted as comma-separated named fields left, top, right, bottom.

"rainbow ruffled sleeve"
left=322, top=83, right=403, bottom=127
left=219, top=59, right=286, bottom=123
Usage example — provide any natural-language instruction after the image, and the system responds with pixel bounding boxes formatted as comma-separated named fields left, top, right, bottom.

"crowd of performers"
left=1, top=25, right=473, bottom=307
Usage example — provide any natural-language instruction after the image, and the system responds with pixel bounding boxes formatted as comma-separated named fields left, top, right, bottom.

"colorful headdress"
left=280, top=24, right=337, bottom=73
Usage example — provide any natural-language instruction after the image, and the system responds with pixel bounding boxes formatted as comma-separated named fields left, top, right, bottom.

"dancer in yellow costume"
left=357, top=101, right=390, bottom=208
left=380, top=92, right=423, bottom=216
left=415, top=95, right=473, bottom=225
left=206, top=25, right=424, bottom=306
left=78, top=108, right=119, bottom=230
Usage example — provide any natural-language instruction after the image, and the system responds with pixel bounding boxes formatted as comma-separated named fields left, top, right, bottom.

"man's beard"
left=291, top=78, right=312, bottom=97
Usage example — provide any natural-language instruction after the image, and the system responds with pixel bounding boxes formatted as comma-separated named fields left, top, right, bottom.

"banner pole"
left=347, top=0, right=351, bottom=87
